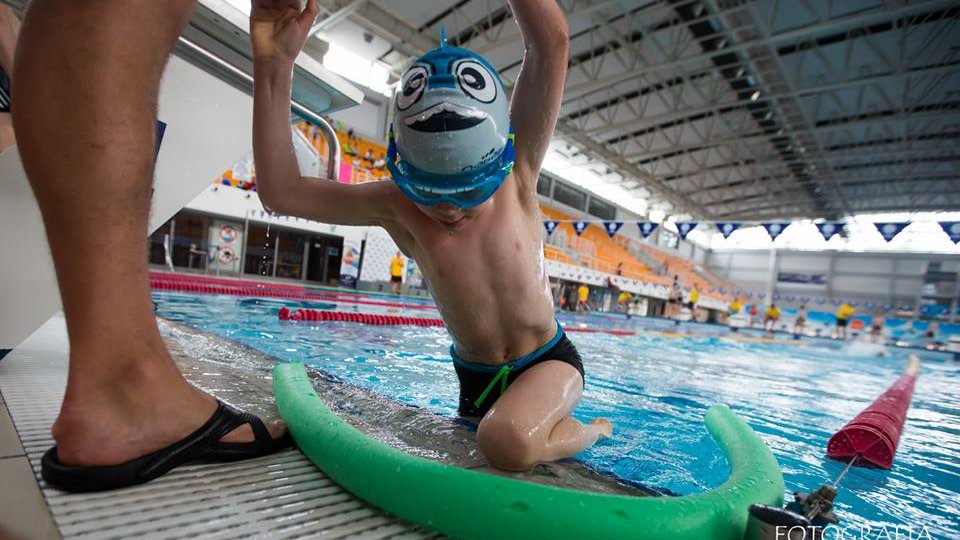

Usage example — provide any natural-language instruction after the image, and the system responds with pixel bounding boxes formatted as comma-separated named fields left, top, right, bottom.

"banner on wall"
left=939, top=221, right=960, bottom=244
left=572, top=221, right=589, bottom=236
left=874, top=222, right=909, bottom=242
left=543, top=220, right=559, bottom=237
left=339, top=236, right=362, bottom=288
left=816, top=221, right=844, bottom=241
left=715, top=222, right=741, bottom=239
left=676, top=221, right=698, bottom=240
left=602, top=221, right=624, bottom=238
left=778, top=272, right=827, bottom=285
left=637, top=222, right=658, bottom=238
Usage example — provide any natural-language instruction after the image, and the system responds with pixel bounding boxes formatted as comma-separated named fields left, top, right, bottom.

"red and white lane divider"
left=278, top=307, right=444, bottom=327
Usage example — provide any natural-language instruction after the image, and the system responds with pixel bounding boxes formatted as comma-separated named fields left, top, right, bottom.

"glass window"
left=244, top=224, right=275, bottom=276
left=536, top=174, right=552, bottom=196
left=171, top=214, right=209, bottom=270
left=552, top=182, right=587, bottom=211
left=588, top=198, right=616, bottom=220
left=275, top=230, right=306, bottom=280
left=148, top=220, right=172, bottom=266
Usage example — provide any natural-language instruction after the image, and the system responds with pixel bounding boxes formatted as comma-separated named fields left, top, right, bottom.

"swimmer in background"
left=869, top=315, right=884, bottom=344
left=835, top=301, right=855, bottom=340
left=389, top=250, right=405, bottom=294
left=252, top=0, right=611, bottom=470
left=763, top=304, right=781, bottom=334
left=793, top=304, right=807, bottom=335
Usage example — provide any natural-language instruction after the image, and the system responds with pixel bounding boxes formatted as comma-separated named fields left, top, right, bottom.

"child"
left=763, top=304, right=781, bottom=333
left=251, top=0, right=610, bottom=470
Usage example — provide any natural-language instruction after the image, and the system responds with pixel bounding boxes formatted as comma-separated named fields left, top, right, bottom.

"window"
left=588, top=198, right=616, bottom=220
left=552, top=182, right=587, bottom=211
left=536, top=174, right=553, bottom=197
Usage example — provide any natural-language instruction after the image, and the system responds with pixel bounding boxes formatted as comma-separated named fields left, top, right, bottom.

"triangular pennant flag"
left=874, top=222, right=909, bottom=242
left=715, top=222, right=742, bottom=239
left=816, top=221, right=843, bottom=241
left=761, top=222, right=790, bottom=240
left=572, top=221, right=589, bottom=236
left=939, top=221, right=960, bottom=244
left=543, top=220, right=559, bottom=237
left=637, top=222, right=658, bottom=238
left=676, top=221, right=698, bottom=240
left=602, top=221, right=624, bottom=238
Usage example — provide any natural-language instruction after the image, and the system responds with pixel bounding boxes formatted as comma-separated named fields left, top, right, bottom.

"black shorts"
left=836, top=318, right=849, bottom=327
left=453, top=333, right=584, bottom=418
left=390, top=275, right=402, bottom=283
left=0, top=67, right=10, bottom=113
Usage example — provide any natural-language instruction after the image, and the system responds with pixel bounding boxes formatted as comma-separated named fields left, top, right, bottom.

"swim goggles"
left=386, top=126, right=515, bottom=208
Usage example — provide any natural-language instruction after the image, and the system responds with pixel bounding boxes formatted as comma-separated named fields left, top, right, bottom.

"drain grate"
left=0, top=315, right=437, bottom=539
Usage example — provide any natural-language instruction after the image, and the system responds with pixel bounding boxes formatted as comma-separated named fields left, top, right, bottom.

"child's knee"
left=476, top=415, right=539, bottom=471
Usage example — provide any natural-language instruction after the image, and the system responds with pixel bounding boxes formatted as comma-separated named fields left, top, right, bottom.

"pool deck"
left=0, top=314, right=648, bottom=539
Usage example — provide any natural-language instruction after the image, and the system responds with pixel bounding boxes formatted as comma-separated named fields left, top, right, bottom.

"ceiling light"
left=750, top=90, right=761, bottom=101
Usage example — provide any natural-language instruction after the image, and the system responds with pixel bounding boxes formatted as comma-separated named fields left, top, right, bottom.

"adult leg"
left=13, top=0, right=285, bottom=469
left=476, top=361, right=610, bottom=470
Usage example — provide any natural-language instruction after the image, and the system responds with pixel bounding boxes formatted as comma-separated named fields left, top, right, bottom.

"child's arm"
left=507, top=0, right=569, bottom=192
left=251, top=0, right=395, bottom=226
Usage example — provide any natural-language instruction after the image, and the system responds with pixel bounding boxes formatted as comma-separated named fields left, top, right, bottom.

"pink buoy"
left=278, top=307, right=291, bottom=320
left=827, top=355, right=920, bottom=469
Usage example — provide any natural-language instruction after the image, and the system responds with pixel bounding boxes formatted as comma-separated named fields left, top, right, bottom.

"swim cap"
left=387, top=29, right=514, bottom=208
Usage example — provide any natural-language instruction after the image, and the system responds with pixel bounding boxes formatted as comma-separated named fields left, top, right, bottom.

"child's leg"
left=475, top=361, right=611, bottom=471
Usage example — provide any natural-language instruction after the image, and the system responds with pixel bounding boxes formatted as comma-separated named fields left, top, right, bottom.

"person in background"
left=615, top=262, right=623, bottom=276
left=687, top=286, right=700, bottom=320
left=869, top=315, right=884, bottom=344
left=577, top=283, right=591, bottom=312
left=835, top=301, right=855, bottom=340
left=0, top=5, right=19, bottom=153
left=389, top=250, right=405, bottom=294
left=923, top=320, right=939, bottom=341
left=666, top=274, right=681, bottom=317
left=793, top=304, right=807, bottom=335
left=764, top=303, right=781, bottom=334
left=617, top=290, right=632, bottom=314
left=749, top=304, right=760, bottom=327
left=728, top=297, right=743, bottom=315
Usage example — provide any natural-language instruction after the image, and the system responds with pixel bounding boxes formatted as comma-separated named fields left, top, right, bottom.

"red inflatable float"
left=826, top=355, right=920, bottom=469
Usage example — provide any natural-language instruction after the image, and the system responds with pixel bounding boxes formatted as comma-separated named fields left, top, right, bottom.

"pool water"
left=154, top=291, right=960, bottom=538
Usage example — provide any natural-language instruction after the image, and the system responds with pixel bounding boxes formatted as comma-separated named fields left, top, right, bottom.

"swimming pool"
left=154, top=290, right=959, bottom=538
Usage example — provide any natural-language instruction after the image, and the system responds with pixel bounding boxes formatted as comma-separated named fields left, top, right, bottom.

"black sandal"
left=41, top=400, right=292, bottom=493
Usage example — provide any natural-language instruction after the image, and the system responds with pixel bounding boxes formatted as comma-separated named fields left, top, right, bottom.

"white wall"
left=2, top=56, right=295, bottom=348
left=707, top=248, right=959, bottom=307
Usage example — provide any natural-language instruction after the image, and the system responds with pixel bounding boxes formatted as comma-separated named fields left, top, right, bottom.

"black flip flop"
left=41, top=400, right=292, bottom=493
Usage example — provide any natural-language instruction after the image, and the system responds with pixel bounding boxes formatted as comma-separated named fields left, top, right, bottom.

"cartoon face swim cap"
left=387, top=29, right=514, bottom=208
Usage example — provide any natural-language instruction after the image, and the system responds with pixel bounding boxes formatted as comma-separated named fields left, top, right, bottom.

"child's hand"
left=250, top=0, right=319, bottom=64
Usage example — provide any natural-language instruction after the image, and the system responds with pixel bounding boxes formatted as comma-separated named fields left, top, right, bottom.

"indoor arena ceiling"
left=313, top=0, right=960, bottom=221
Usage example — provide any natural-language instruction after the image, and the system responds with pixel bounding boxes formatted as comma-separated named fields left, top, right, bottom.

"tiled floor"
left=0, top=382, right=60, bottom=540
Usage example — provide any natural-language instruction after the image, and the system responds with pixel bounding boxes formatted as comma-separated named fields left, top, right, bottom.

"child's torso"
left=389, top=178, right=557, bottom=365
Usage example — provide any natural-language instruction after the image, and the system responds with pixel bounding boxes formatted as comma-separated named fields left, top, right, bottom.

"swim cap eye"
left=456, top=60, right=496, bottom=103
left=398, top=66, right=428, bottom=111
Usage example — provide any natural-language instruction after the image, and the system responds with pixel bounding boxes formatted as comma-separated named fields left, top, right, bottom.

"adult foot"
left=51, top=352, right=286, bottom=468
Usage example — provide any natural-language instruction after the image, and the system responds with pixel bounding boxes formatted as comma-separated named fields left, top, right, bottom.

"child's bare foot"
left=590, top=418, right=613, bottom=440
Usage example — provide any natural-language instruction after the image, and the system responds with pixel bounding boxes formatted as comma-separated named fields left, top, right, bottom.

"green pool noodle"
left=274, top=362, right=784, bottom=539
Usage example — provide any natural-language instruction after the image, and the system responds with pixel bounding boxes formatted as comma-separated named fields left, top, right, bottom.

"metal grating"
left=0, top=315, right=436, bottom=539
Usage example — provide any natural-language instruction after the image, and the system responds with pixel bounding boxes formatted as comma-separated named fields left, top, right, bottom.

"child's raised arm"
left=507, top=0, right=569, bottom=187
left=251, top=0, right=394, bottom=226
